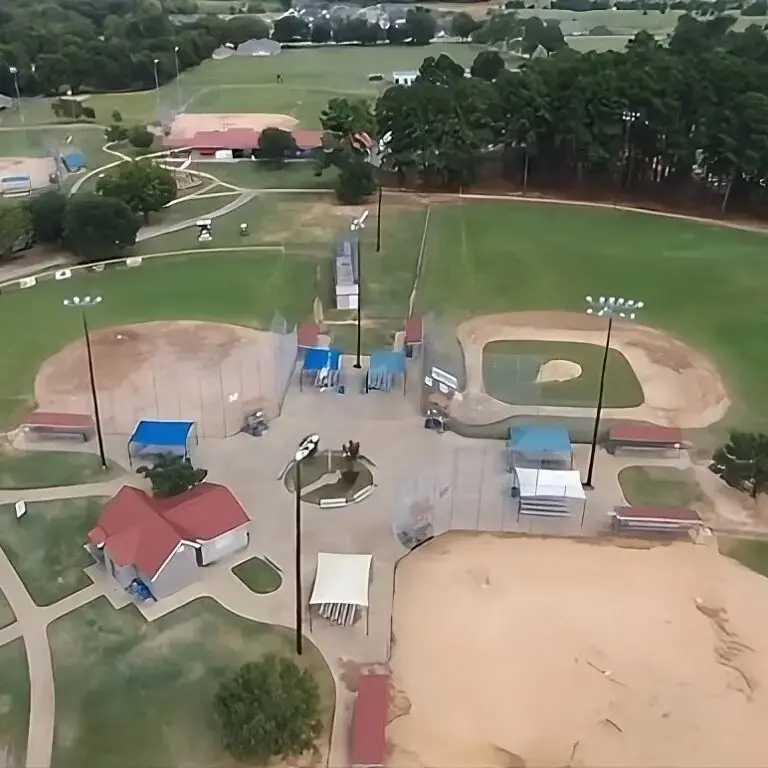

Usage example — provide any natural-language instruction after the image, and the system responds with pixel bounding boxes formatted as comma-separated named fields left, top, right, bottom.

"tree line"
left=317, top=13, right=768, bottom=218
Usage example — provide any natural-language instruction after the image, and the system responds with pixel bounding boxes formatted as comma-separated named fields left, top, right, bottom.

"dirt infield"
left=452, top=310, right=729, bottom=428
left=34, top=321, right=294, bottom=438
left=389, top=533, right=768, bottom=768
left=0, top=157, right=56, bottom=192
left=168, top=112, right=298, bottom=139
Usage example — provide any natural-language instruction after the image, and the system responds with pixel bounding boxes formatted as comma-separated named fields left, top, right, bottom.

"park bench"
left=611, top=505, right=701, bottom=534
left=606, top=423, right=685, bottom=457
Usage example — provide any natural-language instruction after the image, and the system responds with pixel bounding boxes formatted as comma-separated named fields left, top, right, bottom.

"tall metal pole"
left=173, top=47, right=181, bottom=111
left=354, top=234, right=363, bottom=369
left=153, top=59, right=160, bottom=92
left=82, top=311, right=108, bottom=469
left=9, top=67, right=23, bottom=124
left=294, top=459, right=303, bottom=656
left=376, top=185, right=382, bottom=253
left=584, top=315, right=612, bottom=490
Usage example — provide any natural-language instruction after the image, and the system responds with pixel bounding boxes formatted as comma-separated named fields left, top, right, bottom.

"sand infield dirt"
left=453, top=310, right=730, bottom=428
left=34, top=321, right=285, bottom=438
left=388, top=533, right=768, bottom=768
left=168, top=112, right=298, bottom=138
left=0, top=157, right=57, bottom=192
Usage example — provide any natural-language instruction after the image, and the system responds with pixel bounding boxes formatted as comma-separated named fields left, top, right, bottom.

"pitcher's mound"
left=535, top=359, right=582, bottom=383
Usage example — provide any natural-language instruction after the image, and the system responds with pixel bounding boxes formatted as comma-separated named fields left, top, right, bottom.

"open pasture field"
left=414, top=198, right=768, bottom=433
left=9, top=43, right=487, bottom=129
left=389, top=533, right=768, bottom=768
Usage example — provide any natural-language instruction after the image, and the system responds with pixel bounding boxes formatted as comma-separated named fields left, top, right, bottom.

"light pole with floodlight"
left=351, top=210, right=369, bottom=369
left=375, top=131, right=392, bottom=253
left=8, top=66, right=23, bottom=124
left=63, top=296, right=108, bottom=469
left=583, top=295, right=644, bottom=489
left=153, top=58, right=160, bottom=92
left=173, top=46, right=181, bottom=110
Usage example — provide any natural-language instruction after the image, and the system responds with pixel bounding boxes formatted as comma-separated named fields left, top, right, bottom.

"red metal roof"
left=609, top=423, right=684, bottom=445
left=23, top=410, right=93, bottom=428
left=88, top=483, right=249, bottom=577
left=165, top=128, right=323, bottom=151
left=404, top=316, right=423, bottom=344
left=351, top=674, right=389, bottom=767
left=614, top=506, right=700, bottom=522
left=297, top=322, right=319, bottom=348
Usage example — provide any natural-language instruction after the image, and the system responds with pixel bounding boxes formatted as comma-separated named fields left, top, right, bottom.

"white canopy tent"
left=513, top=468, right=587, bottom=525
left=309, top=552, right=373, bottom=633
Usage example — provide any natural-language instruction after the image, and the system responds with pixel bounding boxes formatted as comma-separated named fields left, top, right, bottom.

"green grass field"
left=0, top=448, right=118, bottom=489
left=618, top=466, right=703, bottom=507
left=0, top=497, right=108, bottom=606
left=0, top=589, right=15, bottom=630
left=232, top=556, right=283, bottom=594
left=191, top=160, right=337, bottom=190
left=483, top=340, right=644, bottom=408
left=416, top=199, right=768, bottom=431
left=0, top=639, right=30, bottom=767
left=49, top=596, right=334, bottom=768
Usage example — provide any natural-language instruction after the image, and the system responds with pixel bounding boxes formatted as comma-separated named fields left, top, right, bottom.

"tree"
left=28, top=190, right=67, bottom=245
left=81, top=105, right=96, bottom=120
left=320, top=97, right=375, bottom=137
left=336, top=157, right=375, bottom=204
left=127, top=124, right=155, bottom=150
left=257, top=127, right=298, bottom=163
left=403, top=8, right=437, bottom=45
left=419, top=53, right=466, bottom=85
left=136, top=453, right=208, bottom=498
left=62, top=193, right=139, bottom=262
left=97, top=160, right=177, bottom=222
left=711, top=431, right=768, bottom=498
left=106, top=123, right=129, bottom=143
left=271, top=15, right=310, bottom=43
left=0, top=200, right=32, bottom=260
left=111, top=110, right=123, bottom=122
left=310, top=19, right=332, bottom=44
left=471, top=50, right=506, bottom=81
left=224, top=15, right=270, bottom=44
left=213, top=655, right=322, bottom=763
left=450, top=12, right=480, bottom=40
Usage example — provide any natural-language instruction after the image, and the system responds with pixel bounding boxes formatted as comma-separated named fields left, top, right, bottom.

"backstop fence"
left=393, top=446, right=608, bottom=548
left=95, top=312, right=298, bottom=439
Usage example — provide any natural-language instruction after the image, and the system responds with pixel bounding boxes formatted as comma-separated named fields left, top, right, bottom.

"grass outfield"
left=415, top=199, right=768, bottom=430
left=618, top=466, right=703, bottom=508
left=190, top=160, right=338, bottom=190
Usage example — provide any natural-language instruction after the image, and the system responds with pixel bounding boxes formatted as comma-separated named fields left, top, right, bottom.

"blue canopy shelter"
left=300, top=347, right=342, bottom=391
left=128, top=419, right=198, bottom=466
left=507, top=425, right=573, bottom=470
left=366, top=349, right=406, bottom=394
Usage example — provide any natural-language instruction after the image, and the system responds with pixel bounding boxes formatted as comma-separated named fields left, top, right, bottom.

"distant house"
left=86, top=484, right=250, bottom=600
left=392, top=70, right=419, bottom=86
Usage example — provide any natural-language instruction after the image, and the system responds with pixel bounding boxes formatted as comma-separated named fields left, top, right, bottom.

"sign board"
left=430, top=367, right=458, bottom=391
left=424, top=376, right=433, bottom=387
left=55, top=269, right=72, bottom=281
left=15, top=501, right=26, bottom=519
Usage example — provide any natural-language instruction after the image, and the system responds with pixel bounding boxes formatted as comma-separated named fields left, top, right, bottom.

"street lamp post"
left=351, top=210, right=369, bottom=369
left=8, top=66, right=23, bottom=124
left=291, top=434, right=319, bottom=656
left=173, top=46, right=181, bottom=110
left=63, top=296, right=108, bottom=469
left=153, top=58, right=160, bottom=92
left=374, top=131, right=392, bottom=254
left=583, top=295, right=644, bottom=489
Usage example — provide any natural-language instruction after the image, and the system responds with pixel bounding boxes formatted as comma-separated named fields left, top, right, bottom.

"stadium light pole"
left=173, top=46, right=181, bottom=110
left=63, top=296, right=108, bottom=470
left=351, top=210, right=369, bottom=369
left=8, top=66, right=23, bottom=124
left=583, top=295, right=644, bottom=489
left=375, top=131, right=392, bottom=254
left=152, top=58, right=160, bottom=92
left=291, top=434, right=319, bottom=656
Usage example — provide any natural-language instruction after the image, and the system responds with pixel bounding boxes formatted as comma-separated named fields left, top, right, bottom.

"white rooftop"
left=516, top=468, right=586, bottom=500
left=309, top=552, right=372, bottom=607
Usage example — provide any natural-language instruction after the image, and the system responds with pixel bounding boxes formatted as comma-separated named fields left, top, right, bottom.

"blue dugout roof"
left=369, top=349, right=406, bottom=375
left=129, top=419, right=195, bottom=449
left=508, top=426, right=572, bottom=457
left=303, top=347, right=342, bottom=372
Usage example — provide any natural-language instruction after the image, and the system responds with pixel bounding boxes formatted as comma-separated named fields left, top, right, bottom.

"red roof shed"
left=609, top=423, right=684, bottom=446
left=404, top=316, right=423, bottom=345
left=351, top=674, right=390, bottom=767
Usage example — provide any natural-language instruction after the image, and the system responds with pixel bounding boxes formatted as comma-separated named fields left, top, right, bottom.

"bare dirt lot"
left=34, top=321, right=292, bottom=437
left=168, top=112, right=298, bottom=139
left=0, top=157, right=56, bottom=192
left=388, top=533, right=768, bottom=768
left=454, top=310, right=730, bottom=428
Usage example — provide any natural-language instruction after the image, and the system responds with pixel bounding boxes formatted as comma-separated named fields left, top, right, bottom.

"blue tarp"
left=508, top=426, right=572, bottom=457
left=129, top=419, right=195, bottom=451
left=369, top=349, right=406, bottom=375
left=62, top=150, right=86, bottom=172
left=303, top=347, right=342, bottom=372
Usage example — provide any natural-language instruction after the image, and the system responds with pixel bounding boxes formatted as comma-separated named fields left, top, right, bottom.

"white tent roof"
left=309, top=552, right=372, bottom=607
left=516, top=468, right=586, bottom=500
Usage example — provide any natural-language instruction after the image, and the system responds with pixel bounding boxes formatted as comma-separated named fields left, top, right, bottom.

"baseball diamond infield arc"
left=34, top=321, right=295, bottom=438
left=452, top=311, right=730, bottom=428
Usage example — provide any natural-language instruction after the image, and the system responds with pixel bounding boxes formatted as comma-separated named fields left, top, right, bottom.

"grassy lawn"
left=150, top=195, right=240, bottom=228
left=232, top=556, right=283, bottom=594
left=0, top=638, right=30, bottom=768
left=0, top=589, right=15, bottom=630
left=0, top=447, right=118, bottom=490
left=193, top=160, right=337, bottom=190
left=483, top=340, right=643, bottom=408
left=719, top=536, right=768, bottom=578
left=0, top=497, right=107, bottom=606
left=416, top=199, right=768, bottom=430
left=49, top=596, right=334, bottom=768
left=618, top=466, right=703, bottom=508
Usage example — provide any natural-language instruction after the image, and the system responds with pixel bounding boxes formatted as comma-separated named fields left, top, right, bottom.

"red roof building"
left=351, top=674, right=390, bottom=767
left=165, top=128, right=324, bottom=152
left=88, top=484, right=251, bottom=599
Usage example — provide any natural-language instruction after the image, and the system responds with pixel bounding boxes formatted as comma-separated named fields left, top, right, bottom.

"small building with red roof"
left=87, top=483, right=250, bottom=600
